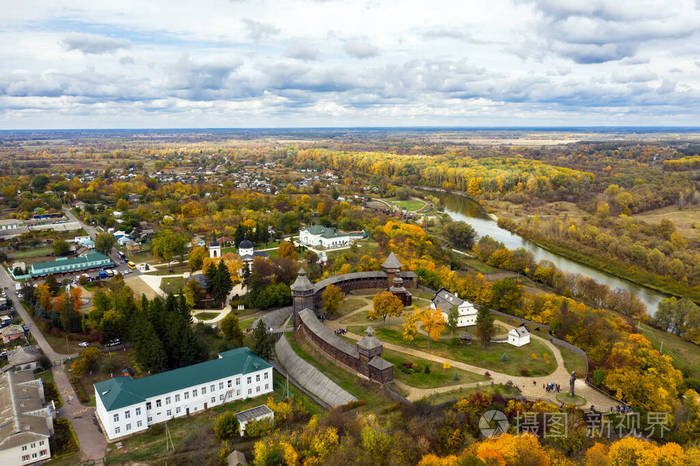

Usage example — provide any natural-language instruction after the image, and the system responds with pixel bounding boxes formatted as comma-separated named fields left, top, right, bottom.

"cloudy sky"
left=1, top=0, right=700, bottom=128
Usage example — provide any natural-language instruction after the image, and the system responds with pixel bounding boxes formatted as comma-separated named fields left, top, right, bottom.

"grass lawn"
left=285, top=332, right=393, bottom=410
left=384, top=198, right=426, bottom=211
left=105, top=371, right=322, bottom=465
left=146, top=263, right=190, bottom=275
left=412, top=288, right=437, bottom=300
left=382, top=349, right=488, bottom=388
left=239, top=317, right=257, bottom=332
left=160, top=277, right=186, bottom=294
left=329, top=297, right=367, bottom=319
left=419, top=382, right=521, bottom=405
left=8, top=246, right=53, bottom=259
left=39, top=370, right=63, bottom=408
left=363, top=326, right=557, bottom=377
left=556, top=392, right=586, bottom=406
left=639, top=323, right=700, bottom=379
left=556, top=344, right=588, bottom=378
left=461, top=257, right=501, bottom=274
left=195, top=312, right=220, bottom=320
left=126, top=250, right=155, bottom=264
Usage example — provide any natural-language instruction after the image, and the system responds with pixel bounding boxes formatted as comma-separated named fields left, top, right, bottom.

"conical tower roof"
left=290, top=267, right=314, bottom=292
left=381, top=251, right=402, bottom=269
left=210, top=231, right=219, bottom=247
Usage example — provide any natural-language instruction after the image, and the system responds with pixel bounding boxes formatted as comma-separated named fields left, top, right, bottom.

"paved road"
left=53, top=364, right=107, bottom=463
left=0, top=265, right=76, bottom=361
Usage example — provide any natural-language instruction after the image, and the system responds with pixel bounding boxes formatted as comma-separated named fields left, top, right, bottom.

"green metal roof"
left=94, top=348, right=271, bottom=411
left=305, top=225, right=364, bottom=239
left=31, top=251, right=112, bottom=272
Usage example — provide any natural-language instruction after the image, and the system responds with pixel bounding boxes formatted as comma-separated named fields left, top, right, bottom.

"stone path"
left=275, top=335, right=357, bottom=408
left=53, top=365, right=107, bottom=463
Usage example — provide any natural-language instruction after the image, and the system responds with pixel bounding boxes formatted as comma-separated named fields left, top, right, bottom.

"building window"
left=113, top=413, right=119, bottom=422
left=256, top=386, right=260, bottom=393
left=125, top=410, right=130, bottom=419
left=137, top=420, right=142, bottom=427
left=192, top=389, right=197, bottom=397
left=156, top=399, right=162, bottom=407
left=176, top=407, right=181, bottom=413
left=167, top=409, right=171, bottom=416
left=210, top=384, right=215, bottom=392
left=147, top=417, right=152, bottom=422
left=265, top=384, right=269, bottom=390
left=39, top=441, right=44, bottom=446
left=264, top=372, right=269, bottom=379
left=236, top=377, right=240, bottom=385
left=227, top=380, right=232, bottom=388
left=32, top=453, right=37, bottom=459
left=184, top=392, right=189, bottom=399
left=126, top=424, right=131, bottom=431
left=31, top=443, right=35, bottom=448
left=40, top=450, right=47, bottom=456
left=201, top=386, right=206, bottom=394
left=115, top=427, right=120, bottom=434
left=211, top=397, right=215, bottom=403
left=166, top=397, right=171, bottom=405
left=146, top=402, right=152, bottom=410
left=22, top=455, right=29, bottom=461
left=236, top=389, right=240, bottom=396
left=219, top=394, right=223, bottom=401
left=135, top=407, right=141, bottom=416
left=256, top=374, right=260, bottom=382
left=22, top=446, right=27, bottom=451
left=219, top=382, right=224, bottom=389
left=175, top=394, right=180, bottom=402
left=247, top=377, right=251, bottom=384
left=248, top=388, right=252, bottom=395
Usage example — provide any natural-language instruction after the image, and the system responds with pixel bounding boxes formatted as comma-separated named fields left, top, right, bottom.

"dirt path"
left=329, top=303, right=617, bottom=409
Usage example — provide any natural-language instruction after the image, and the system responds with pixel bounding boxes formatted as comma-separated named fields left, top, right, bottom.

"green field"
left=556, top=344, right=588, bottom=378
left=381, top=349, right=488, bottom=388
left=194, top=312, right=219, bottom=320
left=361, top=326, right=557, bottom=377
left=7, top=246, right=53, bottom=259
left=285, top=333, right=393, bottom=410
left=384, top=198, right=425, bottom=211
left=331, top=297, right=367, bottom=318
left=160, top=277, right=186, bottom=294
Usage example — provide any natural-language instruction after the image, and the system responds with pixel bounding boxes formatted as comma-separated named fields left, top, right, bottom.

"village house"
left=3, top=346, right=44, bottom=373
left=29, top=251, right=113, bottom=278
left=508, top=326, right=531, bottom=347
left=235, top=405, right=274, bottom=436
left=1, top=324, right=26, bottom=344
left=430, top=288, right=477, bottom=327
left=94, top=348, right=273, bottom=440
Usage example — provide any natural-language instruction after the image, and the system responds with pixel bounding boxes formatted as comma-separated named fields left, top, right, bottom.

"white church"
left=430, top=288, right=478, bottom=327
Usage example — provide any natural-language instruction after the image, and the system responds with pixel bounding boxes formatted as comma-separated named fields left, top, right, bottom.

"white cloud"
left=343, top=38, right=378, bottom=58
left=62, top=33, right=132, bottom=54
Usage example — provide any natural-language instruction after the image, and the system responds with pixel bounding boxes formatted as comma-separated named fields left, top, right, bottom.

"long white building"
left=299, top=225, right=366, bottom=249
left=94, top=348, right=273, bottom=440
left=430, top=288, right=478, bottom=327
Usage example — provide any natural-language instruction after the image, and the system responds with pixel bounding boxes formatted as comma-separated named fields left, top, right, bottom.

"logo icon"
left=479, top=410, right=509, bottom=438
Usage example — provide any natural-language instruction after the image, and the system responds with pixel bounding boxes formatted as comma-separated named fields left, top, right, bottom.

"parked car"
left=78, top=341, right=89, bottom=348
left=105, top=339, right=121, bottom=347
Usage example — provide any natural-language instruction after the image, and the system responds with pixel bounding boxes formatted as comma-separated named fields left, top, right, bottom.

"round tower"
left=290, top=267, right=315, bottom=326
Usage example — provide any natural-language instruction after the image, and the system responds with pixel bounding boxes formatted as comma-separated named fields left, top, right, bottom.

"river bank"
left=419, top=187, right=667, bottom=315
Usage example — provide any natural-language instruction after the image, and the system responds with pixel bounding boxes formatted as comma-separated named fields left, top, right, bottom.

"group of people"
left=334, top=328, right=348, bottom=335
left=533, top=380, right=562, bottom=393
left=612, top=404, right=632, bottom=413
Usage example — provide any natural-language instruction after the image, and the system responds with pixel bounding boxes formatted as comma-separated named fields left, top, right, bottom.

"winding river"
left=433, top=191, right=666, bottom=315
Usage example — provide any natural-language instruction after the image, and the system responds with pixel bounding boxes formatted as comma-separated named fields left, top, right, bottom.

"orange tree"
left=370, top=291, right=404, bottom=326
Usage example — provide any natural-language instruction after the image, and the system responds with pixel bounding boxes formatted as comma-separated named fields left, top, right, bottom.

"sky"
left=1, top=0, right=700, bottom=128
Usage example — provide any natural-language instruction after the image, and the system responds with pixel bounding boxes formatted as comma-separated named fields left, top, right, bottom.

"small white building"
left=299, top=225, right=365, bottom=249
left=508, top=326, right=531, bottom=347
left=236, top=405, right=274, bottom=436
left=430, top=288, right=477, bottom=327
left=94, top=348, right=273, bottom=440
left=238, top=239, right=268, bottom=274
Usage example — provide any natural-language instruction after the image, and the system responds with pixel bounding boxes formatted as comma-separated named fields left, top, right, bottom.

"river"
left=434, top=191, right=665, bottom=315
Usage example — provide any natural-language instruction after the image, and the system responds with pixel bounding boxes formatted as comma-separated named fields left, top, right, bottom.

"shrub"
left=50, top=418, right=78, bottom=456
left=424, top=364, right=431, bottom=374
left=244, top=417, right=274, bottom=438
left=442, top=361, right=451, bottom=369
left=214, top=411, right=240, bottom=441
left=341, top=400, right=367, bottom=411
left=520, top=368, right=530, bottom=376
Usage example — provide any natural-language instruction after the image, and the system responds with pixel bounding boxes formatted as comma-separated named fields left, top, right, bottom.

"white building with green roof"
left=299, top=225, right=366, bottom=249
left=94, top=348, right=273, bottom=440
left=29, top=251, right=113, bottom=278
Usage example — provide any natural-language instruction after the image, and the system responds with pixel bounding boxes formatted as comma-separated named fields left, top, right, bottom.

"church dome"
left=239, top=239, right=254, bottom=249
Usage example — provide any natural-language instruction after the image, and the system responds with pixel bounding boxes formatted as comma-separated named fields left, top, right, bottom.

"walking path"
left=53, top=364, right=107, bottom=463
left=275, top=335, right=357, bottom=408
left=328, top=301, right=617, bottom=409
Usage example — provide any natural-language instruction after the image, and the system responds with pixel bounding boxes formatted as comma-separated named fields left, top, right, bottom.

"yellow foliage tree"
left=70, top=286, right=83, bottom=313
left=470, top=433, right=549, bottom=466
left=402, top=310, right=421, bottom=344
left=277, top=241, right=298, bottom=261
left=421, top=307, right=445, bottom=349
left=321, top=284, right=344, bottom=315
left=370, top=291, right=404, bottom=325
